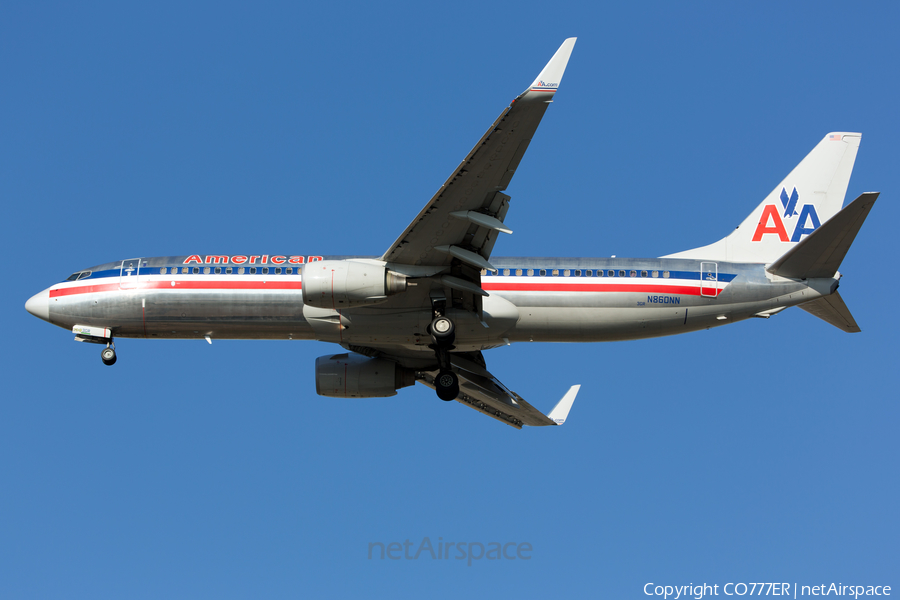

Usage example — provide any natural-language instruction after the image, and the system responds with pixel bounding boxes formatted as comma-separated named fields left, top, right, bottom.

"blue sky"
left=2, top=2, right=898, bottom=598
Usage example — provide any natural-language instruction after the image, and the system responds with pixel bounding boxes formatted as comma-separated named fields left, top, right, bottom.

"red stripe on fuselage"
left=50, top=283, right=120, bottom=297
left=49, top=280, right=304, bottom=298
left=481, top=282, right=722, bottom=296
left=48, top=279, right=721, bottom=298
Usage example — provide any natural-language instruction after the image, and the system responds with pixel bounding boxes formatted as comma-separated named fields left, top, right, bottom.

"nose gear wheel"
left=101, top=345, right=117, bottom=366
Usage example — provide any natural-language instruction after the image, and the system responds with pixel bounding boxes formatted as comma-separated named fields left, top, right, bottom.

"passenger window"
left=285, top=267, right=292, bottom=274
left=663, top=271, right=670, bottom=278
left=585, top=269, right=593, bottom=277
left=641, top=270, right=648, bottom=277
left=563, top=269, right=570, bottom=276
left=262, top=267, right=269, bottom=275
left=480, top=269, right=487, bottom=276
left=159, top=267, right=167, bottom=275
left=573, top=270, right=581, bottom=276
left=608, top=270, right=615, bottom=277
left=503, top=269, right=510, bottom=276
left=226, top=267, right=232, bottom=274
left=193, top=267, right=199, bottom=274
left=540, top=269, right=546, bottom=276
left=652, top=271, right=659, bottom=278
left=618, top=270, right=625, bottom=277
left=552, top=269, right=559, bottom=276
left=250, top=267, right=257, bottom=274
left=204, top=267, right=211, bottom=274
left=238, top=267, right=245, bottom=275
left=527, top=269, right=533, bottom=276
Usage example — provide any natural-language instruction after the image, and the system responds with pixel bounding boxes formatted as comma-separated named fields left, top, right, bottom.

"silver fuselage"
left=27, top=254, right=835, bottom=368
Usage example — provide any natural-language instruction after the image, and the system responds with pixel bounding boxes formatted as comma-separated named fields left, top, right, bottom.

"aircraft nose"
left=25, top=289, right=50, bottom=322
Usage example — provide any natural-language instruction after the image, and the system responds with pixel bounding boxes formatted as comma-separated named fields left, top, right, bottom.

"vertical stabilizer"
left=665, top=133, right=861, bottom=263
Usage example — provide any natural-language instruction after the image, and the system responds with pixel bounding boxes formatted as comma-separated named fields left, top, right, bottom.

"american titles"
left=182, top=255, right=323, bottom=265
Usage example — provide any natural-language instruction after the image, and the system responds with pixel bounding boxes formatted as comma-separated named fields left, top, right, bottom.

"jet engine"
left=302, top=260, right=407, bottom=309
left=315, top=353, right=416, bottom=398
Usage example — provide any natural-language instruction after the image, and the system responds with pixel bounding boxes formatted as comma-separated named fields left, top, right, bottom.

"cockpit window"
left=66, top=273, right=79, bottom=281
left=66, top=271, right=92, bottom=281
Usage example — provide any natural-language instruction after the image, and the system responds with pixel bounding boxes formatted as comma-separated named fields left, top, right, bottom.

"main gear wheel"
left=435, top=370, right=459, bottom=401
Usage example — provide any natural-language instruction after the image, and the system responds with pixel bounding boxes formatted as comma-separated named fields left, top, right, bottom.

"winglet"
left=520, top=38, right=577, bottom=101
left=547, top=385, right=580, bottom=425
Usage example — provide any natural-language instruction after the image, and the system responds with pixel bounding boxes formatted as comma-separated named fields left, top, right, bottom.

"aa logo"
left=752, top=187, right=821, bottom=242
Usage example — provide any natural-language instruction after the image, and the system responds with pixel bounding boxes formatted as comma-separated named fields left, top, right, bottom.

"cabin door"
left=119, top=258, right=143, bottom=290
left=700, top=262, right=718, bottom=297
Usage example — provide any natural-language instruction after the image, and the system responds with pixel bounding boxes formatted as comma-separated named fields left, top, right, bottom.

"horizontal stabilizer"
left=798, top=291, right=860, bottom=333
left=768, top=192, right=879, bottom=279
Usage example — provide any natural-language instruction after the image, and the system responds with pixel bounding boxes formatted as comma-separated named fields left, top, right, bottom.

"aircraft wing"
left=418, top=352, right=580, bottom=429
left=381, top=38, right=576, bottom=272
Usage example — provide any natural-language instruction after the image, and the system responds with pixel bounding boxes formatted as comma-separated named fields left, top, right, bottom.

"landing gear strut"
left=101, top=342, right=117, bottom=366
left=429, top=291, right=458, bottom=401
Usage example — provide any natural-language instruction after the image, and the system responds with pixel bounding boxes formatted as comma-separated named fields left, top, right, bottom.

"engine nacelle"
left=302, top=260, right=407, bottom=309
left=315, top=354, right=416, bottom=398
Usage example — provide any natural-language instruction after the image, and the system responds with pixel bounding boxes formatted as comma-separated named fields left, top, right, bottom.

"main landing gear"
left=429, top=293, right=459, bottom=401
left=101, top=342, right=117, bottom=366
left=435, top=369, right=459, bottom=401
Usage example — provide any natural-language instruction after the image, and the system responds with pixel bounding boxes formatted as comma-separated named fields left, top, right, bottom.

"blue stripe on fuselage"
left=72, top=267, right=738, bottom=282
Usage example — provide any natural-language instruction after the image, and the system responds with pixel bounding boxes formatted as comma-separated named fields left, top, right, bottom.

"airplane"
left=25, top=38, right=879, bottom=429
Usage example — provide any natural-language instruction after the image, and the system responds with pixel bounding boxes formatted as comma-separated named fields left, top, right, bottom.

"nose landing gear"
left=101, top=343, right=117, bottom=366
